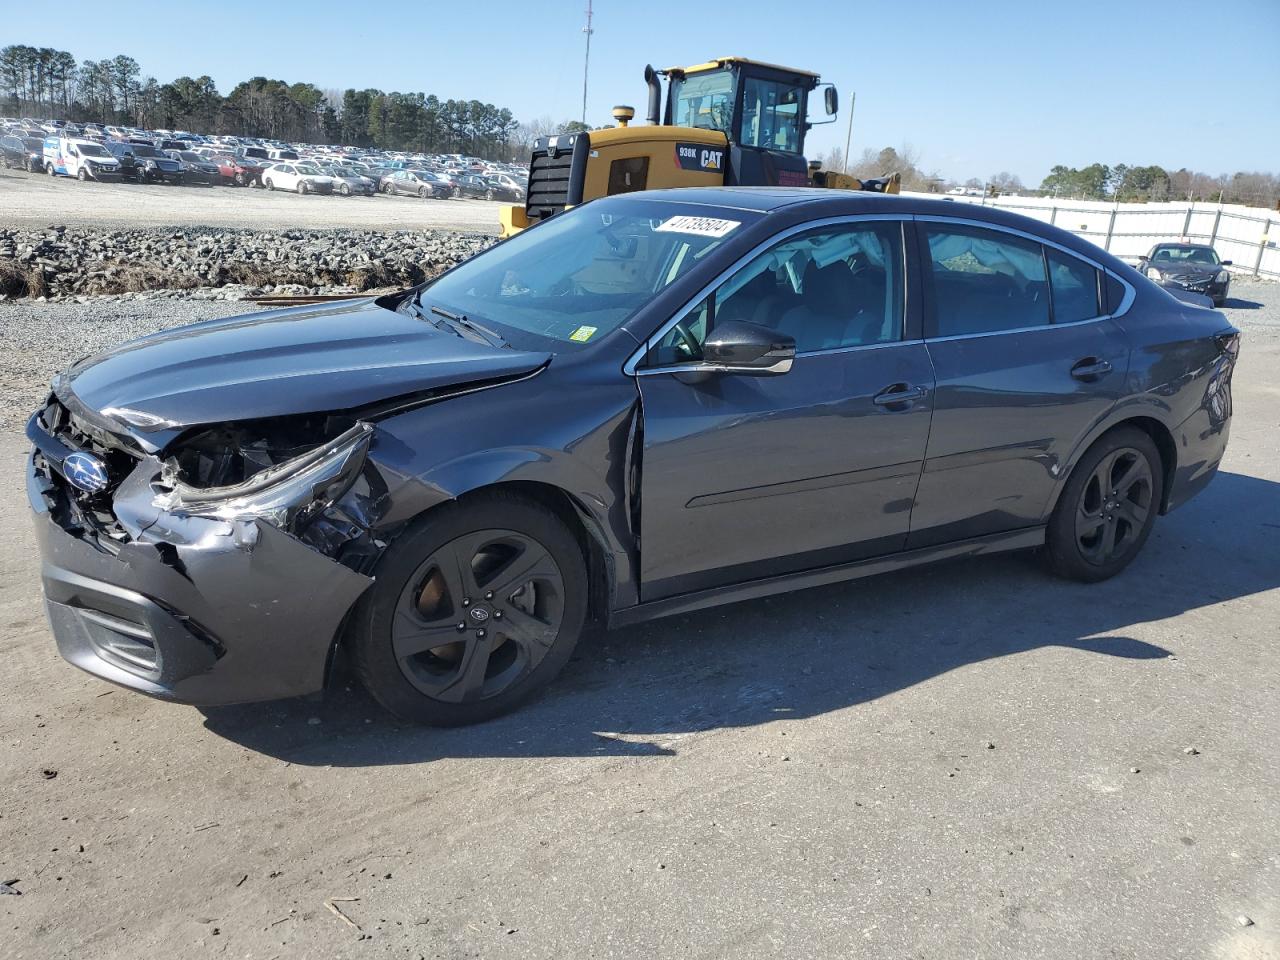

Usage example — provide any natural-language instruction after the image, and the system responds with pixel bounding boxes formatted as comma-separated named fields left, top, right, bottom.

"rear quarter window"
left=1047, top=249, right=1101, bottom=323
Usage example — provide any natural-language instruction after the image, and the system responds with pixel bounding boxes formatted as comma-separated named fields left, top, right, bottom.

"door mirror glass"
left=824, top=85, right=838, bottom=116
left=703, top=320, right=795, bottom=375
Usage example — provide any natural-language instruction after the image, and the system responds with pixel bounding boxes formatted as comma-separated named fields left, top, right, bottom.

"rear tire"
left=351, top=492, right=589, bottom=726
left=1044, top=426, right=1163, bottom=582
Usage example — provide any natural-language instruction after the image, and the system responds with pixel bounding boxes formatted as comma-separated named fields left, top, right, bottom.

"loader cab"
left=499, top=56, right=840, bottom=238
left=664, top=58, right=821, bottom=158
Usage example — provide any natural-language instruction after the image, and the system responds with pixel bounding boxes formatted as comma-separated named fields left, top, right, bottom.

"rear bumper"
left=28, top=449, right=372, bottom=706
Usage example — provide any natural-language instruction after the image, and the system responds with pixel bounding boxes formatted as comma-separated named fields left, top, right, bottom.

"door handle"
left=1070, top=358, right=1113, bottom=382
left=873, top=384, right=928, bottom=407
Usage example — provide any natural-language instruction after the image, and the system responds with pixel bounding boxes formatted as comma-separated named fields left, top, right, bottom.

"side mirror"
left=824, top=85, right=839, bottom=117
left=1222, top=260, right=1233, bottom=266
left=703, top=321, right=795, bottom=375
left=1137, top=255, right=1149, bottom=262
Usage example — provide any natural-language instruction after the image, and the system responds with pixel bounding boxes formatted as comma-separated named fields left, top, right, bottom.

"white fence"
left=902, top=192, right=1280, bottom=280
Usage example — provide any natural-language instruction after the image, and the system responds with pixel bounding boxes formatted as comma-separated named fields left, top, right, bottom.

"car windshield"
left=671, top=68, right=736, bottom=132
left=178, top=151, right=202, bottom=161
left=296, top=164, right=322, bottom=175
left=77, top=142, right=109, bottom=157
left=23, top=138, right=43, bottom=150
left=419, top=197, right=759, bottom=348
left=131, top=145, right=161, bottom=157
left=1151, top=245, right=1220, bottom=265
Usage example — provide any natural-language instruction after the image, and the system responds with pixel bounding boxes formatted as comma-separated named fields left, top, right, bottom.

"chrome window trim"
left=914, top=214, right=1136, bottom=334
left=623, top=214, right=911, bottom=377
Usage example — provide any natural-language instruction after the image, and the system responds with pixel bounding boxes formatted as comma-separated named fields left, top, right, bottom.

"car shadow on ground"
left=199, top=470, right=1280, bottom=766
left=1222, top=297, right=1264, bottom=310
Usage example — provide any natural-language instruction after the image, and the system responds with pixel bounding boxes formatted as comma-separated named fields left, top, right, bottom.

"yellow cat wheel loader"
left=500, top=56, right=900, bottom=237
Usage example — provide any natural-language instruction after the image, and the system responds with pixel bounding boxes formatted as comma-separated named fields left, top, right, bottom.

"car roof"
left=628, top=187, right=1130, bottom=270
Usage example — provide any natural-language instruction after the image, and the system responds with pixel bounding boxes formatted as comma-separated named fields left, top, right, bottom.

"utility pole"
left=581, top=0, right=594, bottom=126
left=842, top=91, right=856, bottom=173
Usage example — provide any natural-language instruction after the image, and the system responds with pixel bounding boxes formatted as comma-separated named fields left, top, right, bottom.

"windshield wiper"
left=429, top=305, right=508, bottom=348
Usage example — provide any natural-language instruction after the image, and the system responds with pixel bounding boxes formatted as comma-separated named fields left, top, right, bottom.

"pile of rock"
left=0, top=226, right=493, bottom=300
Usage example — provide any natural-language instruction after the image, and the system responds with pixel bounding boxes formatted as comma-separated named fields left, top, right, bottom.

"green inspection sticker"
left=569, top=325, right=598, bottom=343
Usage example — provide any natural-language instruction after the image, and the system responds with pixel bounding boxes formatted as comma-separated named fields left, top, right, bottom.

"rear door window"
left=924, top=225, right=1049, bottom=337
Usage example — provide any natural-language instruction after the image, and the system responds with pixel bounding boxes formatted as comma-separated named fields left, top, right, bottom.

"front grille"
left=525, top=133, right=588, bottom=220
left=34, top=397, right=144, bottom=550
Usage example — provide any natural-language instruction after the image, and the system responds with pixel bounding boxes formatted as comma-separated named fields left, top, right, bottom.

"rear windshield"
left=419, top=197, right=760, bottom=348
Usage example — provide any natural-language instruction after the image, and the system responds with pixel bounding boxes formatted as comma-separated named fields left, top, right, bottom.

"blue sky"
left=6, top=0, right=1278, bottom=184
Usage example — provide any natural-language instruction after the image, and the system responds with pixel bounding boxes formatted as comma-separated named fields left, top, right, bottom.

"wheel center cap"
left=469, top=606, right=492, bottom=623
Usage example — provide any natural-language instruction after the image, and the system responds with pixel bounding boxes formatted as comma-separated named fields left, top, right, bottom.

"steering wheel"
left=671, top=320, right=701, bottom=358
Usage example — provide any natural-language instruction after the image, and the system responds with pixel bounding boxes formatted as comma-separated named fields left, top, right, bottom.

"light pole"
left=581, top=0, right=594, bottom=126
left=842, top=91, right=856, bottom=173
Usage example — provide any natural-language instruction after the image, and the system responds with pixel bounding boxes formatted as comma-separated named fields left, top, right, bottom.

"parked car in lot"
left=165, top=150, right=225, bottom=185
left=318, top=164, right=376, bottom=196
left=208, top=152, right=265, bottom=186
left=1, top=134, right=45, bottom=171
left=42, top=137, right=122, bottom=180
left=480, top=175, right=523, bottom=202
left=261, top=162, right=336, bottom=194
left=383, top=168, right=448, bottom=198
left=24, top=189, right=1239, bottom=725
left=103, top=140, right=183, bottom=183
left=452, top=173, right=494, bottom=199
left=1138, top=242, right=1232, bottom=306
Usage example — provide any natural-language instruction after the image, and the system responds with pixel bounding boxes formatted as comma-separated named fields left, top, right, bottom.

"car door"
left=907, top=218, right=1131, bottom=548
left=634, top=217, right=936, bottom=600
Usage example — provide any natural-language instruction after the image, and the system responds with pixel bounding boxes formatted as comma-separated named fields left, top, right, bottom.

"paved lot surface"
left=0, top=166, right=501, bottom=234
left=0, top=287, right=1277, bottom=960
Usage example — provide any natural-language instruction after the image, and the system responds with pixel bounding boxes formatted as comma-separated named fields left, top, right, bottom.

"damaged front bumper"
left=26, top=410, right=377, bottom=706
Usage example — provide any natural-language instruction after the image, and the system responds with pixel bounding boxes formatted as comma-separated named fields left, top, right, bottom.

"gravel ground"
left=1, top=165, right=501, bottom=234
left=0, top=282, right=1276, bottom=960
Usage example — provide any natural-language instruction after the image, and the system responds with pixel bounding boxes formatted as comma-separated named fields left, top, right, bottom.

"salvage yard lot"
left=0, top=282, right=1277, bottom=957
left=0, top=166, right=501, bottom=234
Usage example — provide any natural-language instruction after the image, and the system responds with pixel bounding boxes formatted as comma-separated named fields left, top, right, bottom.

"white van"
left=43, top=137, right=122, bottom=180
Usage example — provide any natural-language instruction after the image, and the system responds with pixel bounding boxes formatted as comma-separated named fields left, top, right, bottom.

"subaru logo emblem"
left=469, top=606, right=490, bottom=623
left=63, top=452, right=110, bottom=494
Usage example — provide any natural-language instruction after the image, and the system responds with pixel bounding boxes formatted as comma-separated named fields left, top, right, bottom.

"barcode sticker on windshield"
left=655, top=216, right=741, bottom=238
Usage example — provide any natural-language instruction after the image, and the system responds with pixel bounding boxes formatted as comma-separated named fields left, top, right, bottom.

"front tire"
left=1045, top=426, right=1163, bottom=582
left=298, top=180, right=308, bottom=194
left=265, top=177, right=274, bottom=191
left=77, top=167, right=88, bottom=181
left=351, top=492, right=589, bottom=726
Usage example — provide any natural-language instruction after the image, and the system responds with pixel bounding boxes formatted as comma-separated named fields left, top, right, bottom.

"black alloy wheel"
left=391, top=530, right=566, bottom=704
left=351, top=493, right=588, bottom=725
left=1074, top=447, right=1153, bottom=565
left=1046, top=426, right=1162, bottom=582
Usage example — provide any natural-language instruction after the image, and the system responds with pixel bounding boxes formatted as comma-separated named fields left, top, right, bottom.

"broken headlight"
left=154, top=421, right=373, bottom=530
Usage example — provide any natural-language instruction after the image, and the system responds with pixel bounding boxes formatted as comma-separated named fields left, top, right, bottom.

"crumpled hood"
left=58, top=297, right=549, bottom=446
left=1148, top=261, right=1220, bottom=278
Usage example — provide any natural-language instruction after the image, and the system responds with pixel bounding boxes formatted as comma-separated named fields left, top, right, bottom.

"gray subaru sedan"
left=26, top=189, right=1239, bottom=725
